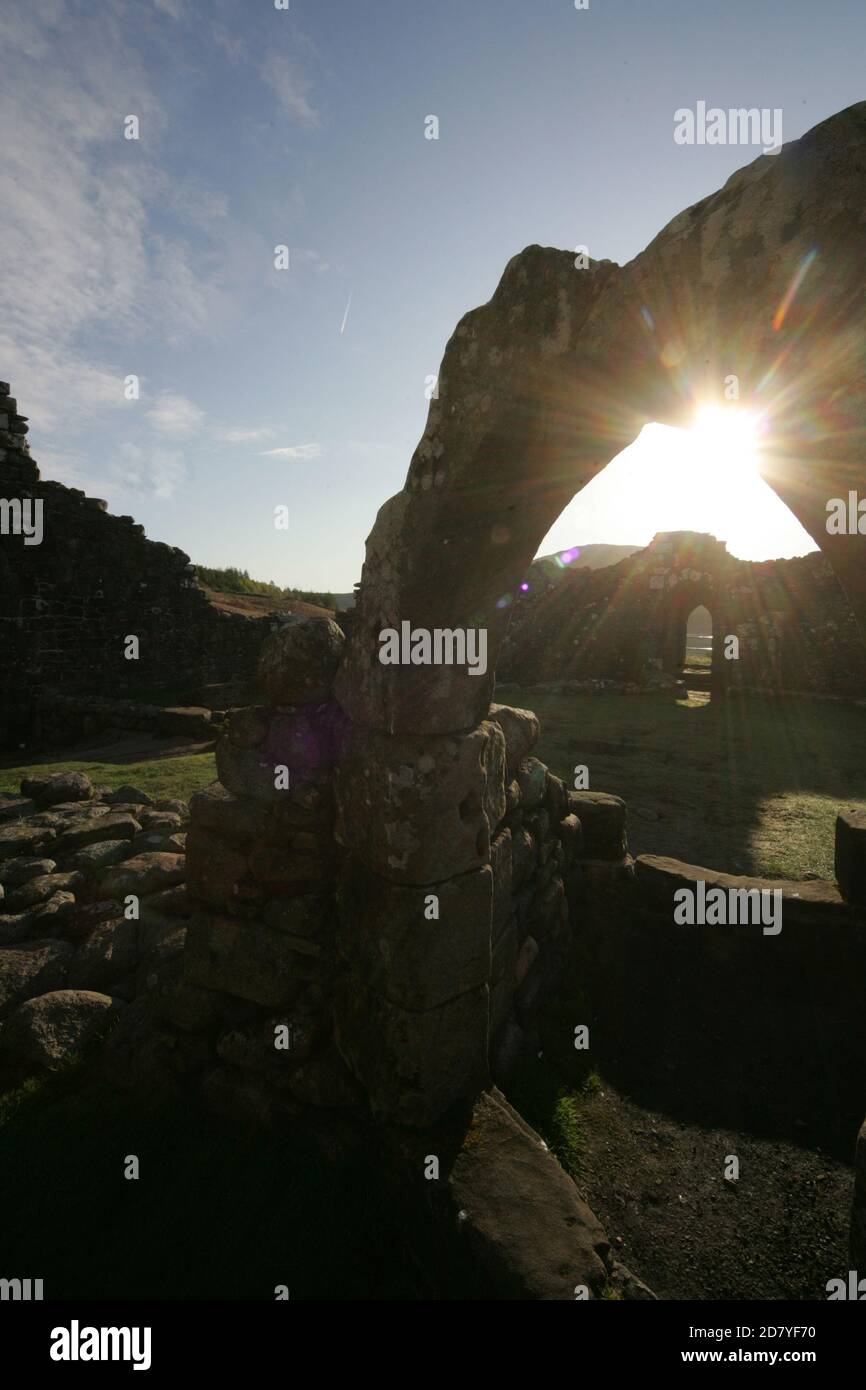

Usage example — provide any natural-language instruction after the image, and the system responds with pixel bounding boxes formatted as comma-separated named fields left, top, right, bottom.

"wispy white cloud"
left=261, top=443, right=323, bottom=461
left=216, top=426, right=276, bottom=445
left=154, top=0, right=185, bottom=19
left=261, top=52, right=320, bottom=130
left=146, top=391, right=204, bottom=436
left=116, top=442, right=188, bottom=500
left=0, top=2, right=228, bottom=452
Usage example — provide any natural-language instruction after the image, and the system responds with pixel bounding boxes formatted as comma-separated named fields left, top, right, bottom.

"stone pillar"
left=332, top=695, right=578, bottom=1125
left=172, top=615, right=361, bottom=1123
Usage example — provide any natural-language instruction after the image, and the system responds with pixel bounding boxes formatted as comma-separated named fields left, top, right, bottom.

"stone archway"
left=336, top=103, right=866, bottom=738
left=329, top=105, right=866, bottom=1124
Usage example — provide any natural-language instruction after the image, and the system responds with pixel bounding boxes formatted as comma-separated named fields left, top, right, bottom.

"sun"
left=689, top=404, right=762, bottom=473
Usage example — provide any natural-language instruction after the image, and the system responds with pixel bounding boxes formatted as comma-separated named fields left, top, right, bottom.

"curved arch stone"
left=336, top=103, right=866, bottom=736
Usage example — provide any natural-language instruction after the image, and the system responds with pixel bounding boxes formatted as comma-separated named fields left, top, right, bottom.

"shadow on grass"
left=0, top=1069, right=430, bottom=1301
left=510, top=686, right=866, bottom=879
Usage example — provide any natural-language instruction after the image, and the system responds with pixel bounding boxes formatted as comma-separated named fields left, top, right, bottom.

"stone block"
left=215, top=738, right=333, bottom=809
left=447, top=1088, right=609, bottom=1299
left=334, top=720, right=506, bottom=883
left=567, top=790, right=627, bottom=859
left=263, top=702, right=347, bottom=770
left=333, top=970, right=489, bottom=1126
left=258, top=616, right=345, bottom=706
left=836, top=809, right=866, bottom=906
left=185, top=825, right=254, bottom=912
left=247, top=842, right=329, bottom=893
left=338, top=859, right=492, bottom=1010
left=184, top=912, right=308, bottom=1007
left=488, top=704, right=539, bottom=774
left=517, top=757, right=547, bottom=810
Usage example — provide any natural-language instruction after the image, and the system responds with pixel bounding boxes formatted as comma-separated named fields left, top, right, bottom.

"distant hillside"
left=532, top=543, right=641, bottom=582
left=201, top=587, right=334, bottom=620
left=194, top=564, right=337, bottom=609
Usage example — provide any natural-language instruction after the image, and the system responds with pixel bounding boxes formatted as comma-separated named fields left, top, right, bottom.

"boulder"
left=63, top=840, right=132, bottom=875
left=488, top=704, right=540, bottom=774
left=446, top=1088, right=610, bottom=1299
left=2, top=872, right=83, bottom=913
left=52, top=813, right=140, bottom=857
left=516, top=757, right=547, bottom=810
left=104, top=785, right=153, bottom=807
left=139, top=811, right=183, bottom=833
left=258, top=615, right=345, bottom=706
left=145, top=884, right=194, bottom=919
left=0, top=856, right=57, bottom=887
left=0, top=989, right=123, bottom=1071
left=99, top=853, right=186, bottom=901
left=0, top=823, right=56, bottom=857
left=0, top=891, right=77, bottom=942
left=67, top=919, right=139, bottom=992
left=0, top=940, right=74, bottom=1018
left=20, top=771, right=93, bottom=806
left=0, top=795, right=38, bottom=823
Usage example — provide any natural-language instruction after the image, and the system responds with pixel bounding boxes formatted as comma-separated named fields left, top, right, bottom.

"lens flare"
left=690, top=405, right=762, bottom=473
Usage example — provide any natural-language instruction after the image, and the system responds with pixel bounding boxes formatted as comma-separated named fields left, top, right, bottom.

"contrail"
left=340, top=290, right=352, bottom=334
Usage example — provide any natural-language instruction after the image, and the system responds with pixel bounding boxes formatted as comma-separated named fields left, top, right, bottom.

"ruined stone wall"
left=499, top=532, right=866, bottom=697
left=131, top=617, right=605, bottom=1130
left=0, top=381, right=272, bottom=748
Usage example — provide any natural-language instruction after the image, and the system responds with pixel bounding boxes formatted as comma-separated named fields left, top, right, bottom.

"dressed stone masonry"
left=131, top=615, right=591, bottom=1131
left=0, top=380, right=276, bottom=750
left=501, top=531, right=866, bottom=698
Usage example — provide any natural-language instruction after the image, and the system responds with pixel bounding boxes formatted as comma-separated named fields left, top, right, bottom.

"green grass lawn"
left=498, top=684, right=866, bottom=880
left=0, top=752, right=216, bottom=804
left=3, top=687, right=864, bottom=879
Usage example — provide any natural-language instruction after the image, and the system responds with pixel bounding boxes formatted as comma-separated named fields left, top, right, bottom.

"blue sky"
left=3, top=0, right=865, bottom=589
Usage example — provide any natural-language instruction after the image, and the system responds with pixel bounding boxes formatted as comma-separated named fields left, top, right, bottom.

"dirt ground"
left=572, top=1079, right=853, bottom=1301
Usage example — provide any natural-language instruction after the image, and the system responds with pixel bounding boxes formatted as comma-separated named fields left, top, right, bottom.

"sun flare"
left=689, top=405, right=762, bottom=474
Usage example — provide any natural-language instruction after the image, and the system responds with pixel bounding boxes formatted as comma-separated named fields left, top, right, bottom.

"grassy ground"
left=5, top=687, right=864, bottom=878
left=498, top=684, right=866, bottom=879
left=0, top=752, right=216, bottom=804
